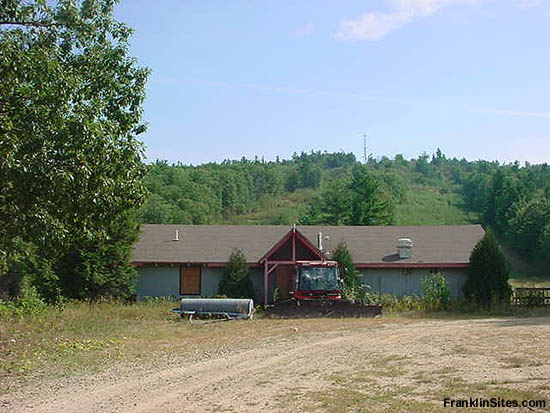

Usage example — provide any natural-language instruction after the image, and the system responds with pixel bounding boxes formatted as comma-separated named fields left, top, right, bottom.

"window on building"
left=180, top=266, right=201, bottom=295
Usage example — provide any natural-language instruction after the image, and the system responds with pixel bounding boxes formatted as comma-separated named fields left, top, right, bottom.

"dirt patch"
left=2, top=316, right=550, bottom=412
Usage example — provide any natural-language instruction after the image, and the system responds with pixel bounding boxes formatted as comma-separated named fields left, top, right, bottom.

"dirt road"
left=2, top=317, right=550, bottom=412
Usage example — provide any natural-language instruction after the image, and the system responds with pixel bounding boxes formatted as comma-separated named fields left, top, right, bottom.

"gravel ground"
left=2, top=316, right=550, bottom=412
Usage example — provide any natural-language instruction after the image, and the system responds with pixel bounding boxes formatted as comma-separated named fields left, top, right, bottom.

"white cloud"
left=334, top=11, right=412, bottom=41
left=295, top=22, right=314, bottom=37
left=334, top=0, right=478, bottom=41
left=517, top=0, right=544, bottom=8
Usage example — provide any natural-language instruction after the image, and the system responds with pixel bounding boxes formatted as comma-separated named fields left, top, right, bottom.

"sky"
left=115, top=0, right=550, bottom=165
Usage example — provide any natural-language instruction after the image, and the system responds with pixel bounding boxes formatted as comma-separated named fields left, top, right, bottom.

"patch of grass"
left=375, top=294, right=424, bottom=313
left=357, top=354, right=409, bottom=378
left=453, top=344, right=478, bottom=356
left=412, top=371, right=438, bottom=385
left=224, top=184, right=480, bottom=226
left=0, top=302, right=391, bottom=393
left=308, top=387, right=440, bottom=413
left=509, top=272, right=550, bottom=289
left=310, top=340, right=550, bottom=413
left=435, top=378, right=550, bottom=412
left=224, top=182, right=484, bottom=226
left=4, top=301, right=550, bottom=412
left=311, top=388, right=370, bottom=413
left=433, top=366, right=457, bottom=376
left=394, top=186, right=478, bottom=226
left=441, top=382, right=547, bottom=404
left=485, top=387, right=546, bottom=401
left=0, top=299, right=178, bottom=387
left=224, top=188, right=318, bottom=225
left=440, top=378, right=485, bottom=398
left=535, top=383, right=550, bottom=391
left=500, top=355, right=543, bottom=369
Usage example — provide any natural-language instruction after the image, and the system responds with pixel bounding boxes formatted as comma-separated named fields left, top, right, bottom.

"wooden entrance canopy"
left=259, top=226, right=324, bottom=306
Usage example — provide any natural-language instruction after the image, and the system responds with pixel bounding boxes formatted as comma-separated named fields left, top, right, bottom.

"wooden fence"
left=513, top=288, right=550, bottom=307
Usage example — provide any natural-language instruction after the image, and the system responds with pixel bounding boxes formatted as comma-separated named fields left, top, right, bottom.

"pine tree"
left=218, top=249, right=255, bottom=298
left=332, top=242, right=361, bottom=291
left=463, top=230, right=512, bottom=307
left=347, top=166, right=393, bottom=226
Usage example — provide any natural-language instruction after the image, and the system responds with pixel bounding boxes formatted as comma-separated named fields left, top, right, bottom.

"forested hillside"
left=138, top=150, right=550, bottom=275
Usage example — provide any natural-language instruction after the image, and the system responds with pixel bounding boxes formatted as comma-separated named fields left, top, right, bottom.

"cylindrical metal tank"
left=180, top=298, right=254, bottom=318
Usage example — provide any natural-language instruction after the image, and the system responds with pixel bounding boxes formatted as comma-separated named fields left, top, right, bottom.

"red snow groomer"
left=292, top=260, right=343, bottom=301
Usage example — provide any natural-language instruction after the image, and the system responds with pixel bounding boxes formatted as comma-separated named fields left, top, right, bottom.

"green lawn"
left=224, top=188, right=317, bottom=225
left=509, top=272, right=550, bottom=289
left=395, top=186, right=478, bottom=226
left=224, top=185, right=479, bottom=227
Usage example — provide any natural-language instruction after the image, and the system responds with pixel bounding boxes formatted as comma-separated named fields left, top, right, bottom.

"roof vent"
left=397, top=238, right=412, bottom=258
left=324, top=235, right=330, bottom=256
left=173, top=229, right=179, bottom=242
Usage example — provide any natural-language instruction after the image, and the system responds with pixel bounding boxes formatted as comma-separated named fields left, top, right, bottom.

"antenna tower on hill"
left=360, top=132, right=368, bottom=164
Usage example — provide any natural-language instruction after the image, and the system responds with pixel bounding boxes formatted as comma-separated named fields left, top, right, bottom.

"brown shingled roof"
left=132, top=224, right=484, bottom=267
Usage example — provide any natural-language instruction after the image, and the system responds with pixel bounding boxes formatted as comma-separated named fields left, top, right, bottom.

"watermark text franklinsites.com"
left=443, top=397, right=546, bottom=409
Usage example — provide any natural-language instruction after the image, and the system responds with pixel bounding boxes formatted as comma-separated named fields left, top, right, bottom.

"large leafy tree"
left=483, top=169, right=522, bottom=234
left=507, top=197, right=550, bottom=261
left=535, top=223, right=550, bottom=273
left=0, top=0, right=149, bottom=300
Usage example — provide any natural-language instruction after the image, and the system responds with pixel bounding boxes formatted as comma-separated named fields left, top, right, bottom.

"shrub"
left=218, top=249, right=255, bottom=298
left=421, top=271, right=451, bottom=311
left=343, top=283, right=377, bottom=305
left=333, top=242, right=361, bottom=293
left=0, top=239, right=61, bottom=304
left=0, top=283, right=49, bottom=320
left=375, top=294, right=423, bottom=312
left=463, top=230, right=512, bottom=307
left=333, top=242, right=376, bottom=304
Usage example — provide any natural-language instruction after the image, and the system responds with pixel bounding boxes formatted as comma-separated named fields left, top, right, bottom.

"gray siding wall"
left=359, top=268, right=468, bottom=298
left=200, top=267, right=224, bottom=297
left=136, top=266, right=179, bottom=298
left=137, top=265, right=469, bottom=300
left=250, top=268, right=265, bottom=301
left=136, top=265, right=263, bottom=301
left=136, top=266, right=223, bottom=298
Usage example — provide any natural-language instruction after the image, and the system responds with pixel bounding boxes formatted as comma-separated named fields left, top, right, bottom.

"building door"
left=180, top=266, right=201, bottom=295
left=274, top=265, right=295, bottom=300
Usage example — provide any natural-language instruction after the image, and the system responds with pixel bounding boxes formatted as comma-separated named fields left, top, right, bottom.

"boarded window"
left=180, top=266, right=201, bottom=295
